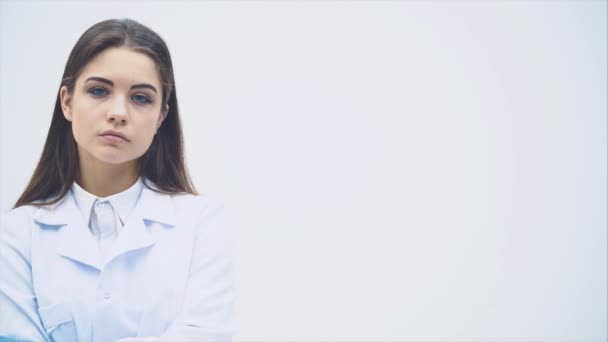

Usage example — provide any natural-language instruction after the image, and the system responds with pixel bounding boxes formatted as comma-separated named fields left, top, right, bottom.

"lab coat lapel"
left=106, top=183, right=176, bottom=263
left=33, top=190, right=103, bottom=271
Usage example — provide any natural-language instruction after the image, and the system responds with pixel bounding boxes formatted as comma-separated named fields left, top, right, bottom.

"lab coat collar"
left=32, top=179, right=177, bottom=270
left=139, top=178, right=177, bottom=227
left=71, top=177, right=144, bottom=229
left=32, top=179, right=176, bottom=227
left=33, top=191, right=103, bottom=270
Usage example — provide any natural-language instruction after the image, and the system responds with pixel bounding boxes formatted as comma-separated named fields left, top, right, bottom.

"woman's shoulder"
left=1, top=204, right=40, bottom=242
left=168, top=192, right=233, bottom=242
left=2, top=203, right=40, bottom=224
left=169, top=191, right=227, bottom=216
left=3, top=191, right=68, bottom=223
left=141, top=180, right=227, bottom=219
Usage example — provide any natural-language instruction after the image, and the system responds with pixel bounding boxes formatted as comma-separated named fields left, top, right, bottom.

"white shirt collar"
left=71, top=177, right=144, bottom=226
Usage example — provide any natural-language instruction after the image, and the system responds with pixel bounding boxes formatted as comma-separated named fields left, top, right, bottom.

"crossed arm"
left=0, top=203, right=237, bottom=342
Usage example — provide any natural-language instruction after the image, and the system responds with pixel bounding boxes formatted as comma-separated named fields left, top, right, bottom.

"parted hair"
left=14, top=18, right=197, bottom=209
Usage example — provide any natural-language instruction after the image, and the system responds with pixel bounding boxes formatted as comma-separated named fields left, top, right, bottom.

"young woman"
left=0, top=18, right=236, bottom=341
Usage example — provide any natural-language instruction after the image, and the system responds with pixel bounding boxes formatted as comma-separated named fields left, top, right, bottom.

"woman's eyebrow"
left=85, top=76, right=157, bottom=94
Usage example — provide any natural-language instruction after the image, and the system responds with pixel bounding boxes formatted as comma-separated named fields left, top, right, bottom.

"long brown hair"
left=14, top=18, right=197, bottom=209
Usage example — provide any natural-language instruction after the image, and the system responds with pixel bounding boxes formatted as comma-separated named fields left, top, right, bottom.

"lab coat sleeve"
left=116, top=200, right=237, bottom=342
left=0, top=209, right=52, bottom=342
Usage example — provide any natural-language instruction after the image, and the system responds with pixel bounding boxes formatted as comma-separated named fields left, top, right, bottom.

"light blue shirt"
left=0, top=179, right=237, bottom=341
left=71, top=178, right=143, bottom=264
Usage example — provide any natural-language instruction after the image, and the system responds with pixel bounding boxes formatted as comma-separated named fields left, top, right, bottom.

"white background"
left=1, top=1, right=606, bottom=341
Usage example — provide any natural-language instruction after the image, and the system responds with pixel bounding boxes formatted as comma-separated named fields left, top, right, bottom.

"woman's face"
left=60, top=46, right=168, bottom=167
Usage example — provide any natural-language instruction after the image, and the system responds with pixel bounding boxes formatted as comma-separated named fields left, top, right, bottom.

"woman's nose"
left=107, top=96, right=129, bottom=123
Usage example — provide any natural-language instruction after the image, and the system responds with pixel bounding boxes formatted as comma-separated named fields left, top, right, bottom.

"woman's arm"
left=0, top=209, right=52, bottom=342
left=116, top=200, right=237, bottom=342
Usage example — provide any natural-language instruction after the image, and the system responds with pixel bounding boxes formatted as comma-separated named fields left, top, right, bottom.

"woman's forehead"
left=78, top=47, right=161, bottom=87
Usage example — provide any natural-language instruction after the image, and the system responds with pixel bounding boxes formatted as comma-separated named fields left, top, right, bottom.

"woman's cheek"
left=135, top=132, right=154, bottom=155
left=70, top=123, right=84, bottom=146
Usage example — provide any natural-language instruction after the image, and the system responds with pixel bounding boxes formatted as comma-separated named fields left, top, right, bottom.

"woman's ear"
left=157, top=104, right=169, bottom=130
left=59, top=86, right=73, bottom=122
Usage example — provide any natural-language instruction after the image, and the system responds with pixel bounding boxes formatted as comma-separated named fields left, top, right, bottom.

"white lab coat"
left=0, top=181, right=237, bottom=342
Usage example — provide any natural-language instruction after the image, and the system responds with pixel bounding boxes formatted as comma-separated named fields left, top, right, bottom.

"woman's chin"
left=91, top=152, right=137, bottom=165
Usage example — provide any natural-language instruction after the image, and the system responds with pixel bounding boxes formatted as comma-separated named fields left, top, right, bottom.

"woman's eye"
left=133, top=94, right=152, bottom=104
left=88, top=88, right=151, bottom=104
left=88, top=87, right=108, bottom=96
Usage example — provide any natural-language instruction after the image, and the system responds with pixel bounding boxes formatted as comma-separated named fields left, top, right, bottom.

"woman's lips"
left=100, top=134, right=128, bottom=143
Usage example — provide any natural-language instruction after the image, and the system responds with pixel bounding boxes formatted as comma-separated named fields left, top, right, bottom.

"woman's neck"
left=76, top=157, right=139, bottom=198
